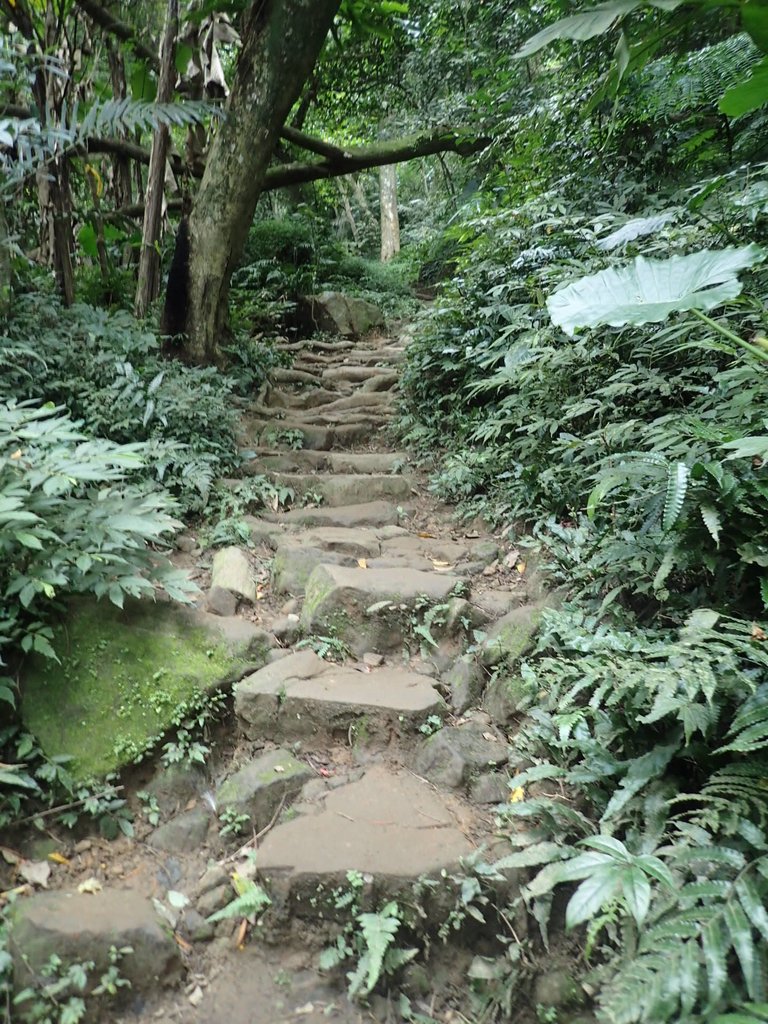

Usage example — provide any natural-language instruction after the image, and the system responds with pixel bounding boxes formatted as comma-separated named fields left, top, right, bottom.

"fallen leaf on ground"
left=516, top=562, right=526, bottom=573
left=48, top=852, right=69, bottom=865
left=509, top=787, right=525, bottom=803
left=188, top=986, right=204, bottom=1007
left=357, top=558, right=368, bottom=568
left=19, top=860, right=51, bottom=888
left=77, top=877, right=103, bottom=894
left=236, top=917, right=248, bottom=949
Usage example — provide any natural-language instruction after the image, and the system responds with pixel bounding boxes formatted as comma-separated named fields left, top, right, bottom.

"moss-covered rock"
left=21, top=597, right=271, bottom=781
left=480, top=603, right=544, bottom=668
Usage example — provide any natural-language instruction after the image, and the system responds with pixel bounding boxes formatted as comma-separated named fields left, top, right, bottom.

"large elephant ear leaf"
left=547, top=245, right=765, bottom=337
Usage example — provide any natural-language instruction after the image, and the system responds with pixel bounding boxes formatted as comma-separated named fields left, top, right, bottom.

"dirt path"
left=10, top=321, right=547, bottom=1024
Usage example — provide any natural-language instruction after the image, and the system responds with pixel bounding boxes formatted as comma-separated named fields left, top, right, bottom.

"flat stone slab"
left=301, top=563, right=465, bottom=654
left=9, top=890, right=182, bottom=998
left=235, top=650, right=444, bottom=740
left=256, top=764, right=474, bottom=886
left=271, top=544, right=355, bottom=596
left=246, top=450, right=406, bottom=475
left=274, top=501, right=402, bottom=529
left=267, top=473, right=412, bottom=507
left=279, top=526, right=384, bottom=559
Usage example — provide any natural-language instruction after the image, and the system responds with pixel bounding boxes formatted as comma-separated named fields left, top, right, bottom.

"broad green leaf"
left=743, top=2, right=768, bottom=51
left=720, top=56, right=768, bottom=116
left=514, top=0, right=644, bottom=59
left=547, top=246, right=765, bottom=336
left=596, top=211, right=677, bottom=251
left=493, top=842, right=568, bottom=870
left=579, top=835, right=634, bottom=862
left=565, top=864, right=624, bottom=928
left=77, top=223, right=98, bottom=259
left=621, top=866, right=651, bottom=924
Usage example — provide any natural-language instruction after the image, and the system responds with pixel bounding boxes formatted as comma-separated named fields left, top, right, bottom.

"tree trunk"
left=180, top=0, right=341, bottom=364
left=379, top=164, right=400, bottom=263
left=135, top=0, right=178, bottom=318
left=337, top=178, right=360, bottom=246
left=107, top=43, right=134, bottom=212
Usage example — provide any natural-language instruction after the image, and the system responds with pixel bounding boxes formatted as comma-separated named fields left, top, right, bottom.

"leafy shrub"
left=241, top=216, right=318, bottom=268
left=0, top=295, right=240, bottom=511
left=496, top=605, right=768, bottom=1024
left=0, top=400, right=194, bottom=701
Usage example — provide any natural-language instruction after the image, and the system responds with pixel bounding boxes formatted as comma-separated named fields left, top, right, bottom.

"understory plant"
left=495, top=606, right=768, bottom=1023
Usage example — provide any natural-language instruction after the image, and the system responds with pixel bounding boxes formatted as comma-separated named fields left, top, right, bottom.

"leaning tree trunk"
left=379, top=164, right=400, bottom=263
left=135, top=0, right=178, bottom=318
left=179, top=0, right=341, bottom=364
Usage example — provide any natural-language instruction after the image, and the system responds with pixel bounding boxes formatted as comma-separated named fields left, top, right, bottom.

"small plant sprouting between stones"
left=263, top=427, right=304, bottom=450
left=218, top=806, right=250, bottom=837
left=319, top=873, right=418, bottom=1001
left=418, top=714, right=443, bottom=737
left=206, top=875, right=271, bottom=924
left=136, top=790, right=161, bottom=827
left=295, top=630, right=351, bottom=662
left=12, top=944, right=133, bottom=1024
left=320, top=900, right=418, bottom=1001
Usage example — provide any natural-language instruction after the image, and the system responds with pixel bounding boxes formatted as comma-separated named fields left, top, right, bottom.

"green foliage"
left=547, top=246, right=766, bottom=337
left=10, top=943, right=132, bottom=1024
left=1, top=296, right=241, bottom=512
left=320, top=898, right=417, bottom=1001
left=206, top=878, right=272, bottom=923
left=0, top=399, right=195, bottom=710
left=492, top=605, right=768, bottom=1023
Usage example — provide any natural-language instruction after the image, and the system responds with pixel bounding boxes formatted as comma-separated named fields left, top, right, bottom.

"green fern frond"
left=701, top=504, right=722, bottom=544
left=663, top=462, right=689, bottom=531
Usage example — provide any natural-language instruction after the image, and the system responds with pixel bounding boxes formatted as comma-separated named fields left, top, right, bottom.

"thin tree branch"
left=279, top=124, right=347, bottom=160
left=73, top=0, right=159, bottom=69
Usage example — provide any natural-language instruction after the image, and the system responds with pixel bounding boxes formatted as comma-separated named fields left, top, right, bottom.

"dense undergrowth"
left=398, top=161, right=768, bottom=1022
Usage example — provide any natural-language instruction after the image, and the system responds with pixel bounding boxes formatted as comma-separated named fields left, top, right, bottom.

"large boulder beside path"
left=298, top=291, right=385, bottom=337
left=9, top=890, right=183, bottom=1007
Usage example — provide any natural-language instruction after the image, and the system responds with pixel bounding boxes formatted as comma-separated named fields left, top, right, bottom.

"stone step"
left=271, top=367, right=320, bottom=386
left=266, top=473, right=413, bottom=507
left=270, top=500, right=404, bottom=529
left=245, top=449, right=408, bottom=475
left=235, top=650, right=445, bottom=742
left=321, top=366, right=396, bottom=385
left=255, top=764, right=476, bottom=912
left=260, top=386, right=345, bottom=411
left=269, top=524, right=407, bottom=595
left=244, top=420, right=392, bottom=451
left=301, top=562, right=466, bottom=655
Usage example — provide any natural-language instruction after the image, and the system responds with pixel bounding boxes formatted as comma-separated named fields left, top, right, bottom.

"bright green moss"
left=21, top=598, right=261, bottom=781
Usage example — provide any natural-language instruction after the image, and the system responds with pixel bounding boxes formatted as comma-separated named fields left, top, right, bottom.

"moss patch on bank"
left=21, top=598, right=265, bottom=781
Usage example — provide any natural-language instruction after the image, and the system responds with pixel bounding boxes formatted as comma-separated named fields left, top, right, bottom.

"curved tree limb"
left=73, top=0, right=159, bottom=70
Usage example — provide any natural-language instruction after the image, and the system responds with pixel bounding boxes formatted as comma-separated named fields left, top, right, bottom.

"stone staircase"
left=9, top=324, right=550, bottom=1024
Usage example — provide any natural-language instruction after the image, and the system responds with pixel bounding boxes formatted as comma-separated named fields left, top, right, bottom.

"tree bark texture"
left=379, top=164, right=400, bottom=262
left=134, top=0, right=178, bottom=318
left=182, top=0, right=341, bottom=364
